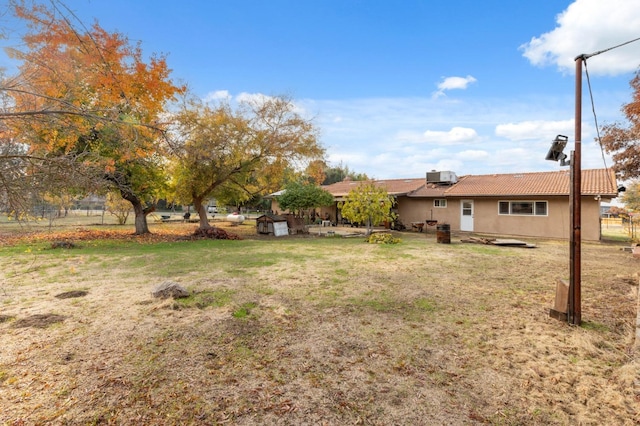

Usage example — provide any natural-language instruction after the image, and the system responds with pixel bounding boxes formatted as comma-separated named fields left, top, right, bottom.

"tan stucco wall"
left=467, top=197, right=601, bottom=241
left=269, top=199, right=285, bottom=215
left=471, top=197, right=568, bottom=239
left=397, top=196, right=602, bottom=241
left=396, top=198, right=458, bottom=228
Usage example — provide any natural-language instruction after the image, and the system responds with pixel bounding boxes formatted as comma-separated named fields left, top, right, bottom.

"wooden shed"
left=256, top=214, right=289, bottom=236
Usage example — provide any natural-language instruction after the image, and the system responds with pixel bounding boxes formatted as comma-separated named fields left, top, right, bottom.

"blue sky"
left=2, top=0, right=640, bottom=180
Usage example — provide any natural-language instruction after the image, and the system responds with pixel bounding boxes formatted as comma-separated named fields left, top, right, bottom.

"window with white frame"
left=433, top=199, right=447, bottom=208
left=498, top=201, right=547, bottom=216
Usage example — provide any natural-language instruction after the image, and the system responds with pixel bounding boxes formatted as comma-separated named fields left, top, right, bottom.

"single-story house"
left=316, top=169, right=618, bottom=241
left=314, top=178, right=427, bottom=226
left=267, top=179, right=427, bottom=225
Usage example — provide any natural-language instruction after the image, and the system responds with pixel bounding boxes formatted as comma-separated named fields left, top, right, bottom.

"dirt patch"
left=55, top=290, right=88, bottom=299
left=11, top=313, right=66, bottom=328
left=0, top=314, right=14, bottom=323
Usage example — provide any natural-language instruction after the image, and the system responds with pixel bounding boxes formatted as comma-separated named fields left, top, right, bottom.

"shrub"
left=365, top=232, right=401, bottom=244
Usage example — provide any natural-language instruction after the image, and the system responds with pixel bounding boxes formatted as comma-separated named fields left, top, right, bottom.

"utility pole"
left=569, top=55, right=584, bottom=326
left=549, top=38, right=640, bottom=327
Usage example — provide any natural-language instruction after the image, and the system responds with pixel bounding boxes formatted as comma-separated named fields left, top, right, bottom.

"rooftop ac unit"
left=426, top=171, right=457, bottom=184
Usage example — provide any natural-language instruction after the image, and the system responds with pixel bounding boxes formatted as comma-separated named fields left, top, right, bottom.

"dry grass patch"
left=0, top=223, right=638, bottom=425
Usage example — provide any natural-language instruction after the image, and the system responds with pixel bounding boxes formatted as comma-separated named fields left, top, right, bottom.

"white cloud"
left=422, top=127, right=480, bottom=145
left=203, top=90, right=231, bottom=102
left=486, top=147, right=537, bottom=171
left=495, top=120, right=574, bottom=141
left=433, top=159, right=464, bottom=173
left=235, top=92, right=273, bottom=105
left=391, top=127, right=481, bottom=147
left=326, top=151, right=367, bottom=167
left=433, top=75, right=477, bottom=98
left=204, top=91, right=311, bottom=116
left=394, top=130, right=432, bottom=144
left=520, top=0, right=640, bottom=75
left=456, top=150, right=489, bottom=160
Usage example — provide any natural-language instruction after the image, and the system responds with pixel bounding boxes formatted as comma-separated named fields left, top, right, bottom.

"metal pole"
left=570, top=56, right=583, bottom=326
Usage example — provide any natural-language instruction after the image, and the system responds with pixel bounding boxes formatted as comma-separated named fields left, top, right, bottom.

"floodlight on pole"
left=545, top=135, right=570, bottom=166
left=546, top=132, right=576, bottom=324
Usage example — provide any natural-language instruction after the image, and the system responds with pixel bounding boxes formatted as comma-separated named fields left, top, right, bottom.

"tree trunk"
left=193, top=199, right=211, bottom=229
left=194, top=197, right=211, bottom=230
left=133, top=205, right=150, bottom=234
left=122, top=192, right=151, bottom=235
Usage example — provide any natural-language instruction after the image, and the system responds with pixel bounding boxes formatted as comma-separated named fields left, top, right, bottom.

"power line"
left=578, top=35, right=640, bottom=191
left=582, top=60, right=616, bottom=190
left=580, top=36, right=640, bottom=60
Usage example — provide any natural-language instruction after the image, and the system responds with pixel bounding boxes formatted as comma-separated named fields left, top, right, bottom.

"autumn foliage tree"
left=2, top=1, right=184, bottom=234
left=305, top=160, right=327, bottom=185
left=105, top=191, right=132, bottom=225
left=339, top=181, right=395, bottom=235
left=600, top=69, right=640, bottom=180
left=619, top=181, right=640, bottom=213
left=0, top=118, right=94, bottom=219
left=168, top=95, right=324, bottom=230
left=606, top=205, right=627, bottom=218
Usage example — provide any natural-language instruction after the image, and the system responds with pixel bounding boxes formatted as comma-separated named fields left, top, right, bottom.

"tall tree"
left=305, top=160, right=327, bottom=185
left=168, top=96, right=324, bottom=230
left=339, top=181, right=395, bottom=235
left=621, top=181, right=640, bottom=212
left=3, top=1, right=184, bottom=234
left=600, top=69, right=640, bottom=180
left=1, top=68, right=99, bottom=217
left=322, top=161, right=369, bottom=185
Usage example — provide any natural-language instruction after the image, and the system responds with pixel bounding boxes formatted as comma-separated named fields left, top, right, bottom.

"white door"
left=460, top=200, right=474, bottom=232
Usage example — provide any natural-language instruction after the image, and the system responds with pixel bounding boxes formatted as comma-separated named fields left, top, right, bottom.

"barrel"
left=436, top=224, right=450, bottom=244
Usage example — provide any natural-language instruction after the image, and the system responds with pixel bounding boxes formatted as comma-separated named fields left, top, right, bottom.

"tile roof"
left=322, top=178, right=425, bottom=197
left=406, top=183, right=451, bottom=197
left=443, top=169, right=617, bottom=197
left=282, top=169, right=617, bottom=200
